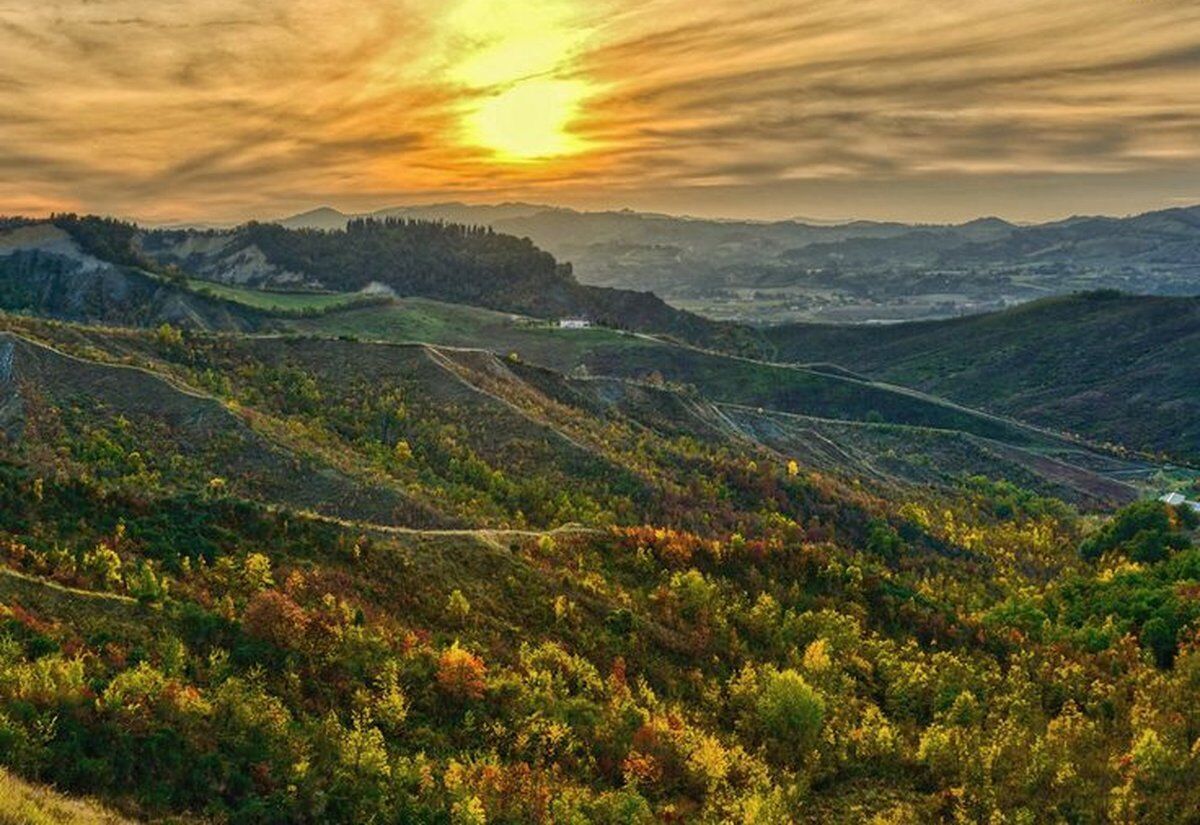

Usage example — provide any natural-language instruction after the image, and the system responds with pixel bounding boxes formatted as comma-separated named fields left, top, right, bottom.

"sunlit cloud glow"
left=1, top=0, right=1198, bottom=222
left=467, top=79, right=591, bottom=160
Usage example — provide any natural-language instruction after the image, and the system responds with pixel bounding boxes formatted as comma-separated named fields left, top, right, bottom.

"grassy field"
left=185, top=278, right=371, bottom=313
left=290, top=298, right=644, bottom=363
left=292, top=297, right=524, bottom=344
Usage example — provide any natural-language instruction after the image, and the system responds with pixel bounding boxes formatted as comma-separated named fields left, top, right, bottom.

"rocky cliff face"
left=0, top=224, right=273, bottom=332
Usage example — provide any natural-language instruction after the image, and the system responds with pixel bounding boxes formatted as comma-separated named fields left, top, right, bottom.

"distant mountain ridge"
left=279, top=201, right=924, bottom=255
left=278, top=201, right=1200, bottom=323
left=282, top=201, right=1199, bottom=263
left=778, top=205, right=1200, bottom=270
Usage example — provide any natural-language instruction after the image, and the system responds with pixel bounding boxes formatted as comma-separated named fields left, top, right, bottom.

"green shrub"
left=755, top=669, right=825, bottom=764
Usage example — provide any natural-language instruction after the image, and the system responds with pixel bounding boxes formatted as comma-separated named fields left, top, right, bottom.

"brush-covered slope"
left=288, top=296, right=1159, bottom=493
left=721, top=406, right=1136, bottom=509
left=767, top=292, right=1200, bottom=461
left=290, top=299, right=1037, bottom=441
left=0, top=318, right=1198, bottom=821
left=0, top=309, right=1118, bottom=527
left=0, top=313, right=863, bottom=532
left=2, top=233, right=1130, bottom=506
left=0, top=224, right=1197, bottom=822
left=0, top=333, right=459, bottom=529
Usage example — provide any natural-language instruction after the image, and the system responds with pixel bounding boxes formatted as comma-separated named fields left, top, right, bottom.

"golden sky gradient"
left=2, top=0, right=1199, bottom=222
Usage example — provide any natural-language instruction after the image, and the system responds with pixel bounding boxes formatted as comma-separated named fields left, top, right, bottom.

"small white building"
left=559, top=318, right=592, bottom=329
left=1160, top=492, right=1200, bottom=513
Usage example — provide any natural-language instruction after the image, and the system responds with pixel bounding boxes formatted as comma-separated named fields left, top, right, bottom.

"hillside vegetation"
left=0, top=213, right=1198, bottom=822
left=137, top=218, right=755, bottom=353
left=0, top=306, right=1197, bottom=821
left=768, top=292, right=1200, bottom=461
left=4, top=216, right=1197, bottom=464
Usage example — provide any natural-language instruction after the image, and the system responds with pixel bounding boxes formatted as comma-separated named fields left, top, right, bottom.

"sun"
left=467, top=78, right=589, bottom=161
left=442, top=0, right=594, bottom=162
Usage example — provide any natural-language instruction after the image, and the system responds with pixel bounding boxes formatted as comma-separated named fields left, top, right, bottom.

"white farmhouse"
left=558, top=318, right=592, bottom=329
left=1159, top=491, right=1200, bottom=513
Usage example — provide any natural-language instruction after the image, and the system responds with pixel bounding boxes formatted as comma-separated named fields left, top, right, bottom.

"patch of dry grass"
left=0, top=769, right=132, bottom=824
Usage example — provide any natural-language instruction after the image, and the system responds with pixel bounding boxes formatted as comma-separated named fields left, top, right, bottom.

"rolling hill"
left=1, top=215, right=758, bottom=352
left=0, top=290, right=1196, bottom=821
left=4, top=215, right=1193, bottom=467
left=0, top=309, right=1140, bottom=522
left=767, top=291, right=1200, bottom=462
left=286, top=292, right=1184, bottom=484
left=137, top=217, right=756, bottom=352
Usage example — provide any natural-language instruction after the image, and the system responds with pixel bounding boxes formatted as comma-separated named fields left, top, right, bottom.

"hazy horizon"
left=14, top=195, right=1200, bottom=232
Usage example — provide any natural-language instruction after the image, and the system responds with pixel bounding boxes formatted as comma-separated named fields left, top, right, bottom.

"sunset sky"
left=2, top=0, right=1199, bottom=223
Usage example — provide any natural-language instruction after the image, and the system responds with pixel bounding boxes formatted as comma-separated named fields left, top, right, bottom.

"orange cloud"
left=0, top=0, right=1198, bottom=222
